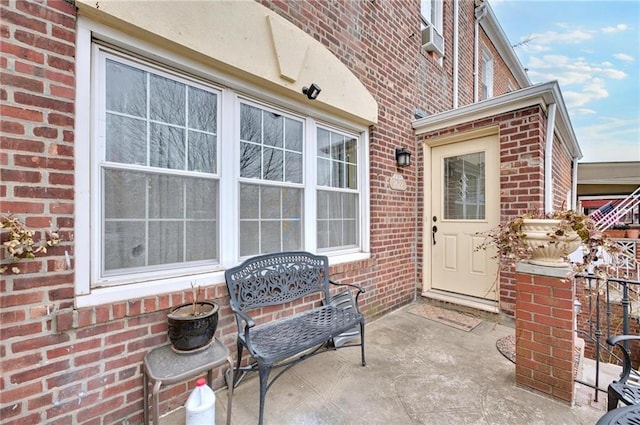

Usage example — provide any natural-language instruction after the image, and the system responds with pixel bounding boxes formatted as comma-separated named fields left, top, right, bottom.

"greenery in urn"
left=475, top=210, right=620, bottom=276
left=1, top=214, right=60, bottom=274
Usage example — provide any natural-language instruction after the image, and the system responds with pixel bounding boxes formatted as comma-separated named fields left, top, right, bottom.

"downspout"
left=474, top=2, right=488, bottom=103
left=544, top=102, right=557, bottom=213
left=571, top=159, right=579, bottom=210
left=453, top=0, right=459, bottom=108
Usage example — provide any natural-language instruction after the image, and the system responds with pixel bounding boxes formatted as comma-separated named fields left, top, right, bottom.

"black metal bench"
left=224, top=251, right=366, bottom=425
left=607, top=335, right=640, bottom=411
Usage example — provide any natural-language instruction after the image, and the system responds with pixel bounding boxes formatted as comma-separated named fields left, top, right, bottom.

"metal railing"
left=575, top=274, right=640, bottom=402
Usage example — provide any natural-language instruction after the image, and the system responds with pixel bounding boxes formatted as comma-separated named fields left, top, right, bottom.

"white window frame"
left=420, top=0, right=443, bottom=33
left=481, top=49, right=494, bottom=100
left=74, top=17, right=370, bottom=307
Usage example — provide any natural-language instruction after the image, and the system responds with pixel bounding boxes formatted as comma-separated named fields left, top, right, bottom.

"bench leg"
left=360, top=321, right=366, bottom=366
left=258, top=364, right=272, bottom=425
left=234, top=339, right=244, bottom=387
left=608, top=385, right=620, bottom=411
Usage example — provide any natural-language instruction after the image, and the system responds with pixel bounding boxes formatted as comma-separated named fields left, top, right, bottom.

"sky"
left=490, top=0, right=640, bottom=163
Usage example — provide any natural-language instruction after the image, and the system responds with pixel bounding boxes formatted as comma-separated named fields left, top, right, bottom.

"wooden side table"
left=143, top=340, right=233, bottom=425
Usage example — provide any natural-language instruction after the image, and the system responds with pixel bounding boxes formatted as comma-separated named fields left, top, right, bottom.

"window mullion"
left=304, top=117, right=317, bottom=251
left=219, top=90, right=237, bottom=267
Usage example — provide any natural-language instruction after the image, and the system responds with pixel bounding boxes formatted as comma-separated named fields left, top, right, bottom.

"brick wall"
left=551, top=134, right=574, bottom=210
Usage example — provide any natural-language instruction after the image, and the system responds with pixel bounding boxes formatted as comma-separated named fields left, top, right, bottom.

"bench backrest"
left=225, top=251, right=331, bottom=312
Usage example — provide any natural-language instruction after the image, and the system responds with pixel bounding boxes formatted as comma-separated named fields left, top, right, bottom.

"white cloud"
left=613, top=53, right=635, bottom=62
left=602, top=24, right=629, bottom=33
left=563, top=79, right=609, bottom=107
left=571, top=108, right=597, bottom=116
left=525, top=29, right=594, bottom=47
left=575, top=117, right=640, bottom=162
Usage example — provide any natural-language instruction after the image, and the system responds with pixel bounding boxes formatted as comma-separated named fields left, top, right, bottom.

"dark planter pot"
left=167, top=301, right=219, bottom=353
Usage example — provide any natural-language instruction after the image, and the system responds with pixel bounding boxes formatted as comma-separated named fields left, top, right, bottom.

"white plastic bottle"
left=185, top=377, right=216, bottom=425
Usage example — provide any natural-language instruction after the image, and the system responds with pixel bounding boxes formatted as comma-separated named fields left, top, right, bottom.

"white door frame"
left=421, top=125, right=500, bottom=313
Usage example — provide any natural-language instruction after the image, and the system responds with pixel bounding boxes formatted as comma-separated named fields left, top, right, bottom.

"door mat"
left=408, top=304, right=482, bottom=332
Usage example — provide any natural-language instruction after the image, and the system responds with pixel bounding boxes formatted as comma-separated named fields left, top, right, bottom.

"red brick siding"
left=551, top=134, right=574, bottom=210
left=515, top=271, right=575, bottom=403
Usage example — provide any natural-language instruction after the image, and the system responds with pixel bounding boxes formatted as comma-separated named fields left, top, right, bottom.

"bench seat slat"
left=246, top=305, right=362, bottom=363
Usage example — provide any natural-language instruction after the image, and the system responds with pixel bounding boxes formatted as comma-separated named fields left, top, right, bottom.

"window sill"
left=75, top=270, right=227, bottom=308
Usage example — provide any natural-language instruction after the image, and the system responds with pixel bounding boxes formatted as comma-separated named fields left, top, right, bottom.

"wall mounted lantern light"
left=302, top=83, right=321, bottom=100
left=395, top=148, right=411, bottom=167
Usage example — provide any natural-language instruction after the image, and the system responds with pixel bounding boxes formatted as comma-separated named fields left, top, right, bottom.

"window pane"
left=285, top=151, right=302, bottom=184
left=104, top=169, right=146, bottom=219
left=317, top=129, right=330, bottom=158
left=331, top=134, right=345, bottom=161
left=283, top=220, right=301, bottom=251
left=331, top=161, right=344, bottom=188
left=186, top=178, right=217, bottom=220
left=150, top=74, right=185, bottom=126
left=186, top=221, right=217, bottom=261
left=282, top=188, right=302, bottom=219
left=347, top=164, right=357, bottom=189
left=317, top=191, right=329, bottom=219
left=240, top=104, right=261, bottom=143
left=106, top=114, right=147, bottom=165
left=285, top=118, right=303, bottom=152
left=317, top=221, right=328, bottom=249
left=149, top=174, right=184, bottom=219
left=261, top=186, right=281, bottom=219
left=240, top=142, right=262, bottom=178
left=345, top=137, right=357, bottom=165
left=188, top=131, right=216, bottom=173
left=104, top=221, right=146, bottom=271
left=443, top=152, right=486, bottom=220
left=240, top=184, right=259, bottom=219
left=317, top=159, right=331, bottom=187
left=264, top=112, right=283, bottom=147
left=263, top=147, right=283, bottom=181
left=148, top=221, right=184, bottom=265
left=261, top=221, right=281, bottom=254
left=106, top=59, right=146, bottom=117
left=239, top=221, right=259, bottom=257
left=189, top=87, right=216, bottom=132
left=150, top=123, right=185, bottom=170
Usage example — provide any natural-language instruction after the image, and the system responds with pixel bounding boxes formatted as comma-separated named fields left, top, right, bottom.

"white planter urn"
left=521, top=219, right=581, bottom=267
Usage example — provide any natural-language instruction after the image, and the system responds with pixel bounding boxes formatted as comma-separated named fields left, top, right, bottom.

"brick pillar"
left=514, top=263, right=576, bottom=404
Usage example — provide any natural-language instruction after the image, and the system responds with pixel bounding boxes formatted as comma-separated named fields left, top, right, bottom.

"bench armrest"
left=606, top=335, right=640, bottom=383
left=329, top=279, right=365, bottom=306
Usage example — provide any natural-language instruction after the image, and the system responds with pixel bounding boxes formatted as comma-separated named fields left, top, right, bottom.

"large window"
left=100, top=55, right=220, bottom=277
left=77, top=35, right=369, bottom=303
left=239, top=103, right=304, bottom=256
left=317, top=128, right=359, bottom=250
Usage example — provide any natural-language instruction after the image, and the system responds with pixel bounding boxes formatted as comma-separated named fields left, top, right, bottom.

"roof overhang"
left=412, top=80, right=582, bottom=160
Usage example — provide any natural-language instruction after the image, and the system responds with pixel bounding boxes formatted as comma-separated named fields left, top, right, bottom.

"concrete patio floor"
left=162, top=300, right=608, bottom=425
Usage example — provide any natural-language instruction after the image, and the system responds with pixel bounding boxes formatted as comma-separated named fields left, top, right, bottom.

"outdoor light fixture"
left=395, top=148, right=411, bottom=167
left=302, top=83, right=321, bottom=100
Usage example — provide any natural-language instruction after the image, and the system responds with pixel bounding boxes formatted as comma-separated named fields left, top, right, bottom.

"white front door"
left=430, top=135, right=499, bottom=300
